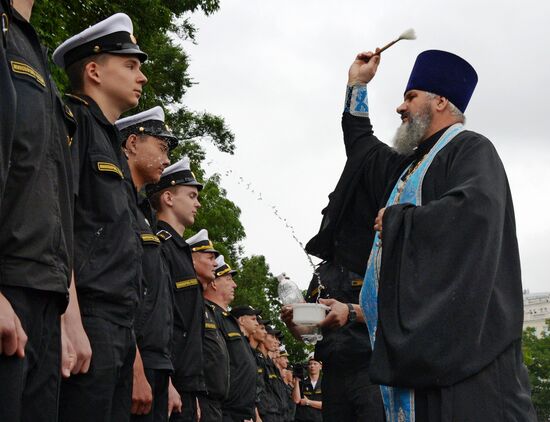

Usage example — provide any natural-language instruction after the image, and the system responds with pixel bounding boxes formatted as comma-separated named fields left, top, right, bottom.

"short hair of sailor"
left=149, top=185, right=176, bottom=212
left=66, top=54, right=109, bottom=92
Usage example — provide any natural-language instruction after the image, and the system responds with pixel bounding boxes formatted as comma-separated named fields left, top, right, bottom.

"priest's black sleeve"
left=306, top=112, right=405, bottom=274
left=369, top=131, right=524, bottom=389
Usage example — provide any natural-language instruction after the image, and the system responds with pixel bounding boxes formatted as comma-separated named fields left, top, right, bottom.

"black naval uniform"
left=304, top=263, right=385, bottom=421
left=199, top=300, right=230, bottom=422
left=283, top=380, right=296, bottom=422
left=254, top=350, right=267, bottom=420
left=156, top=220, right=205, bottom=422
left=256, top=351, right=285, bottom=422
left=59, top=94, right=142, bottom=422
left=294, top=375, right=323, bottom=422
left=0, top=4, right=75, bottom=421
left=132, top=195, right=174, bottom=422
left=211, top=307, right=257, bottom=422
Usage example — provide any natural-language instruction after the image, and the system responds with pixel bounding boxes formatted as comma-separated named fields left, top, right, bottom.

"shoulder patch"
left=175, top=278, right=198, bottom=289
left=97, top=162, right=124, bottom=179
left=308, top=284, right=326, bottom=300
left=140, top=233, right=160, bottom=245
left=351, top=279, right=363, bottom=287
left=227, top=331, right=241, bottom=338
left=65, top=93, right=89, bottom=106
left=205, top=322, right=217, bottom=330
left=10, top=60, right=45, bottom=87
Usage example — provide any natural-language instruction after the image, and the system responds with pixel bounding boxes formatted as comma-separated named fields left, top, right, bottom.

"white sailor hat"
left=145, top=156, right=203, bottom=196
left=187, top=229, right=219, bottom=256
left=214, top=255, right=237, bottom=278
left=53, top=13, right=147, bottom=69
left=116, top=106, right=178, bottom=150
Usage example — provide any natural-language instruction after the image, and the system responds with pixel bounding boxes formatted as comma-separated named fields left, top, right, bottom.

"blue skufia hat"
left=404, top=50, right=478, bottom=113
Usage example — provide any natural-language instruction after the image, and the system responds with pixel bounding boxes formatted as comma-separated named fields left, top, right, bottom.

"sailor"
left=0, top=0, right=75, bottom=420
left=187, top=234, right=229, bottom=422
left=53, top=13, right=148, bottom=422
left=204, top=260, right=258, bottom=422
left=146, top=157, right=205, bottom=422
left=116, top=106, right=175, bottom=421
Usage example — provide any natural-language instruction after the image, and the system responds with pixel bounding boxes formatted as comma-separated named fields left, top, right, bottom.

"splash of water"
left=204, top=160, right=325, bottom=302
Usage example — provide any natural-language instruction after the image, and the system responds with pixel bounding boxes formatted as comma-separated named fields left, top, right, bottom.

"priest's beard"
left=392, top=104, right=433, bottom=156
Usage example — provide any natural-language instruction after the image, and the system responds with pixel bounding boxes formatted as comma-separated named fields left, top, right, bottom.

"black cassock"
left=309, top=112, right=536, bottom=421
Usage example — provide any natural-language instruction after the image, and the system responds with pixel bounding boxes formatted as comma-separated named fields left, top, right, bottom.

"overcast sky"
left=179, top=0, right=550, bottom=293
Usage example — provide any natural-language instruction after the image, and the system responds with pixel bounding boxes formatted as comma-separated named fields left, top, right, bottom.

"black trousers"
left=0, top=286, right=63, bottom=422
left=131, top=368, right=170, bottom=422
left=197, top=395, right=223, bottom=422
left=59, top=315, right=136, bottom=422
left=222, top=411, right=255, bottom=422
left=322, top=362, right=386, bottom=422
left=169, top=392, right=197, bottom=422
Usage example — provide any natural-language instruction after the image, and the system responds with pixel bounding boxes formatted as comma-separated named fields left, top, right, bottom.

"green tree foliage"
left=522, top=322, right=550, bottom=420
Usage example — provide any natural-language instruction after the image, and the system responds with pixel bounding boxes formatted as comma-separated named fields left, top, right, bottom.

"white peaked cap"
left=187, top=229, right=219, bottom=256
left=115, top=106, right=165, bottom=130
left=214, top=255, right=237, bottom=277
left=145, top=156, right=202, bottom=196
left=162, top=156, right=191, bottom=177
left=215, top=255, right=226, bottom=268
left=53, top=13, right=147, bottom=68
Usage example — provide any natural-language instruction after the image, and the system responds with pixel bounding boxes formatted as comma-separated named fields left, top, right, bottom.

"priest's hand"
left=348, top=49, right=381, bottom=85
left=374, top=207, right=386, bottom=240
left=318, top=299, right=348, bottom=328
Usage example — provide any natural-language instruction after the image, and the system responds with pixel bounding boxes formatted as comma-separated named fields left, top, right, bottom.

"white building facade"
left=523, top=291, right=550, bottom=336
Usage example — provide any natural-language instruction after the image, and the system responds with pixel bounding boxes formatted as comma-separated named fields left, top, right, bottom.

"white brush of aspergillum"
left=398, top=28, right=416, bottom=41
left=375, top=28, right=417, bottom=56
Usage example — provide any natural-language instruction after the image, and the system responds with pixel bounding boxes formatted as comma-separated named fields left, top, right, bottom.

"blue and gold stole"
left=360, top=123, right=464, bottom=422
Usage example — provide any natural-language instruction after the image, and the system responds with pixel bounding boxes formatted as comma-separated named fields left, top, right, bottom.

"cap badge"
left=130, top=34, right=137, bottom=44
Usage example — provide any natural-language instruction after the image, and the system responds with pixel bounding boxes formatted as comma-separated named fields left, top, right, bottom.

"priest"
left=315, top=49, right=536, bottom=421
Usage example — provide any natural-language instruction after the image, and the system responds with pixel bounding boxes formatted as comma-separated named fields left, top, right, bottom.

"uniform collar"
left=207, top=299, right=230, bottom=315
left=156, top=220, right=189, bottom=248
left=80, top=94, right=117, bottom=128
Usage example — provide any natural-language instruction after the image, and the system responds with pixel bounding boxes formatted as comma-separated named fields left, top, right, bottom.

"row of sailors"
left=0, top=5, right=299, bottom=422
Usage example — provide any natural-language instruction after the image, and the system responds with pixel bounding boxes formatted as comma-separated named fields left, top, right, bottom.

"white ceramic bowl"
left=292, top=303, right=329, bottom=325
